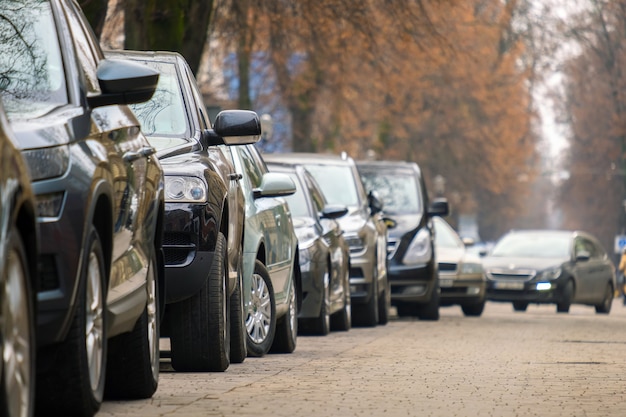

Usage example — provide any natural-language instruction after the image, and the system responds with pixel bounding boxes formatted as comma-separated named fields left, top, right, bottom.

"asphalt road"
left=98, top=301, right=626, bottom=417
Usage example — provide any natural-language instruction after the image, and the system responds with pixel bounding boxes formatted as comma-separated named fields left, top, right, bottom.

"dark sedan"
left=0, top=102, right=38, bottom=417
left=0, top=1, right=165, bottom=415
left=107, top=50, right=261, bottom=371
left=484, top=230, right=616, bottom=313
left=267, top=162, right=351, bottom=335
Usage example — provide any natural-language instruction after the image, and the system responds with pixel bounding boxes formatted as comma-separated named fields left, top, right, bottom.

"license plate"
left=494, top=281, right=524, bottom=290
left=439, top=279, right=454, bottom=288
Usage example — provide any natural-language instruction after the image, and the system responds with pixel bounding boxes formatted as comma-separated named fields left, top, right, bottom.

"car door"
left=62, top=0, right=151, bottom=301
left=572, top=237, right=597, bottom=302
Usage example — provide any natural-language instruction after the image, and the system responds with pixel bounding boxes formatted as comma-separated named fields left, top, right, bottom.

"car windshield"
left=434, top=218, right=462, bottom=249
left=490, top=233, right=570, bottom=258
left=128, top=60, right=190, bottom=145
left=359, top=169, right=422, bottom=215
left=304, top=164, right=360, bottom=208
left=282, top=172, right=310, bottom=218
left=0, top=0, right=68, bottom=121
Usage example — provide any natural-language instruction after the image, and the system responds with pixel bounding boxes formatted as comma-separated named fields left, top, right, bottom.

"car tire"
left=311, top=267, right=331, bottom=335
left=245, top=260, right=276, bottom=357
left=330, top=268, right=351, bottom=331
left=0, top=227, right=35, bottom=417
left=271, top=270, right=298, bottom=353
left=461, top=301, right=485, bottom=317
left=170, top=232, right=230, bottom=372
left=512, top=301, right=528, bottom=312
left=104, top=248, right=160, bottom=399
left=377, top=278, right=391, bottom=325
left=595, top=283, right=613, bottom=314
left=417, top=287, right=440, bottom=321
left=229, top=248, right=247, bottom=364
left=556, top=280, right=574, bottom=313
left=353, top=276, right=379, bottom=327
left=36, top=226, right=107, bottom=417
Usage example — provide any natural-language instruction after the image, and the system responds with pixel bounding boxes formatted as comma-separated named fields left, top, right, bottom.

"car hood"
left=435, top=246, right=466, bottom=264
left=481, top=256, right=568, bottom=272
left=292, top=216, right=316, bottom=230
left=336, top=207, right=368, bottom=234
left=158, top=150, right=219, bottom=177
left=386, top=213, right=423, bottom=239
left=11, top=117, right=71, bottom=150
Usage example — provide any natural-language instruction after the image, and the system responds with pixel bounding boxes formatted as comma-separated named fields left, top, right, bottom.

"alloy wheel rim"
left=3, top=248, right=31, bottom=417
left=147, top=263, right=159, bottom=380
left=246, top=273, right=271, bottom=344
left=86, top=251, right=104, bottom=394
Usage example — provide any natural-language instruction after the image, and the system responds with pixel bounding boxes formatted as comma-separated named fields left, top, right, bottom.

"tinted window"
left=0, top=0, right=68, bottom=120
left=282, top=172, right=310, bottom=218
left=433, top=218, right=463, bottom=249
left=129, top=61, right=189, bottom=140
left=304, top=164, right=360, bottom=207
left=239, top=145, right=264, bottom=189
left=359, top=169, right=423, bottom=215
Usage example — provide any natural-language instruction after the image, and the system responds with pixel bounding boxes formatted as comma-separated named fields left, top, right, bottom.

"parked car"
left=0, top=102, right=37, bottom=417
left=483, top=229, right=616, bottom=314
left=266, top=161, right=351, bottom=335
left=106, top=50, right=261, bottom=371
left=432, top=217, right=486, bottom=316
left=0, top=1, right=165, bottom=414
left=356, top=160, right=448, bottom=320
left=266, top=153, right=389, bottom=327
left=221, top=144, right=300, bottom=356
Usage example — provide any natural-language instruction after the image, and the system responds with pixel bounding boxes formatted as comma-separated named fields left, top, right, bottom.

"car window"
left=128, top=60, right=189, bottom=139
left=575, top=237, right=597, bottom=258
left=491, top=233, right=570, bottom=258
left=61, top=0, right=103, bottom=94
left=182, top=61, right=210, bottom=130
left=433, top=218, right=463, bottom=249
left=282, top=172, right=310, bottom=218
left=303, top=173, right=326, bottom=213
left=239, top=145, right=265, bottom=189
left=359, top=169, right=423, bottom=215
left=304, top=164, right=360, bottom=208
left=0, top=0, right=69, bottom=120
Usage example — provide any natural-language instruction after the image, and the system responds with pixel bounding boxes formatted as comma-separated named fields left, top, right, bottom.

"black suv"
left=0, top=1, right=165, bottom=415
left=357, top=161, right=448, bottom=320
left=107, top=50, right=261, bottom=371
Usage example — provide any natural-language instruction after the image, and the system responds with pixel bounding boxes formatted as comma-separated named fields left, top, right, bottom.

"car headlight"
left=403, top=228, right=432, bottom=265
left=165, top=176, right=207, bottom=202
left=22, top=145, right=70, bottom=181
left=538, top=267, right=562, bottom=281
left=460, top=262, right=483, bottom=275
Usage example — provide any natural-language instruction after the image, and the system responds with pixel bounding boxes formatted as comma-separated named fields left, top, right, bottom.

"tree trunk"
left=79, top=0, right=109, bottom=38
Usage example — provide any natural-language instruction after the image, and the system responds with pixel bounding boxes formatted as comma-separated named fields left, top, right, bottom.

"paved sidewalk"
left=98, top=302, right=626, bottom=417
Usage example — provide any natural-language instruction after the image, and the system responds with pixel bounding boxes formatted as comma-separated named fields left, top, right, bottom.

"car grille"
left=486, top=268, right=536, bottom=281
left=438, top=262, right=457, bottom=272
left=163, top=232, right=195, bottom=266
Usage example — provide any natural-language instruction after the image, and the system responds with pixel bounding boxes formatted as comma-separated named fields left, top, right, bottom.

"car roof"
left=263, top=152, right=356, bottom=166
left=356, top=160, right=421, bottom=176
left=105, top=49, right=185, bottom=66
left=503, top=229, right=595, bottom=241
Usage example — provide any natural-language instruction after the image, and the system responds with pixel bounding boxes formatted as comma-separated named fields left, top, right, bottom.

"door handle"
left=228, top=173, right=243, bottom=181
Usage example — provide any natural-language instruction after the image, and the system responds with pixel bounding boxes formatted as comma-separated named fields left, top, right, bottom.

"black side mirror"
left=428, top=198, right=449, bottom=217
left=368, top=190, right=384, bottom=215
left=320, top=204, right=349, bottom=220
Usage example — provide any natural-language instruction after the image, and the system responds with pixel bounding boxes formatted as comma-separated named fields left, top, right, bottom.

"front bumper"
left=439, top=276, right=486, bottom=305
left=347, top=251, right=377, bottom=304
left=486, top=279, right=563, bottom=304
left=388, top=261, right=437, bottom=303
left=162, top=202, right=218, bottom=304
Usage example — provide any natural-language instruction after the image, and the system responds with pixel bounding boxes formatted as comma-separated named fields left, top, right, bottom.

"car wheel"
left=245, top=260, right=276, bottom=357
left=271, top=270, right=298, bottom=353
left=417, top=287, right=440, bottom=321
left=311, top=267, right=331, bottom=335
left=229, top=246, right=247, bottom=364
left=104, top=247, right=160, bottom=399
left=330, top=268, right=351, bottom=331
left=461, top=301, right=485, bottom=317
left=353, top=275, right=379, bottom=327
left=377, top=277, right=391, bottom=325
left=595, top=283, right=613, bottom=314
left=36, top=226, right=107, bottom=417
left=170, top=232, right=230, bottom=372
left=556, top=280, right=574, bottom=313
left=0, top=227, right=35, bottom=417
left=512, top=301, right=528, bottom=312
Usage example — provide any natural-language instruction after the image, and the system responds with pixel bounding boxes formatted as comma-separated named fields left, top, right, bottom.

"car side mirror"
left=462, top=237, right=475, bottom=247
left=575, top=251, right=591, bottom=262
left=89, top=58, right=159, bottom=108
left=203, top=110, right=262, bottom=147
left=368, top=190, right=384, bottom=215
left=428, top=198, right=449, bottom=217
left=253, top=172, right=296, bottom=198
left=320, top=204, right=349, bottom=220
